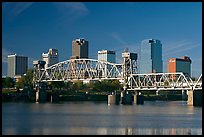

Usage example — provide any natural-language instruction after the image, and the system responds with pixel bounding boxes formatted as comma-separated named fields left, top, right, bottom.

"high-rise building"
left=168, top=56, right=191, bottom=77
left=71, top=38, right=88, bottom=59
left=7, top=54, right=28, bottom=78
left=139, top=39, right=163, bottom=74
left=42, top=48, right=59, bottom=69
left=98, top=50, right=116, bottom=63
left=97, top=50, right=116, bottom=78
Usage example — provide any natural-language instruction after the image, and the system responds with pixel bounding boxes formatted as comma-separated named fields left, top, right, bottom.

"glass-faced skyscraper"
left=7, top=54, right=28, bottom=77
left=139, top=39, right=163, bottom=74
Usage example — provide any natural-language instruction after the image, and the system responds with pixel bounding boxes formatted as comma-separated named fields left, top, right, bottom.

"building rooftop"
left=142, top=39, right=161, bottom=44
left=168, top=56, right=191, bottom=63
left=98, top=50, right=115, bottom=54
left=8, top=54, right=28, bottom=58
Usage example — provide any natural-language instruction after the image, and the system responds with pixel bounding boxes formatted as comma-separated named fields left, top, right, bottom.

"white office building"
left=98, top=50, right=116, bottom=63
left=7, top=54, right=28, bottom=78
left=42, top=48, right=59, bottom=69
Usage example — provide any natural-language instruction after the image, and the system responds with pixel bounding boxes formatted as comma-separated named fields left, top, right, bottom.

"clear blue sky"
left=2, top=2, right=202, bottom=78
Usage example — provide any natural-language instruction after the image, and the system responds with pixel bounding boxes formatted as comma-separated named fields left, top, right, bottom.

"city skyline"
left=2, top=2, right=202, bottom=77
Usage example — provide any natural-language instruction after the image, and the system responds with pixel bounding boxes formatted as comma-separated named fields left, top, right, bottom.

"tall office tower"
left=98, top=50, right=116, bottom=63
left=139, top=39, right=163, bottom=74
left=7, top=54, right=28, bottom=78
left=42, top=48, right=59, bottom=69
left=168, top=56, right=191, bottom=77
left=71, top=38, right=88, bottom=59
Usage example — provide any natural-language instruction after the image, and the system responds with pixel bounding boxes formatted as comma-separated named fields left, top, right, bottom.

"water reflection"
left=2, top=101, right=202, bottom=135
left=65, top=127, right=202, bottom=135
left=3, top=127, right=202, bottom=135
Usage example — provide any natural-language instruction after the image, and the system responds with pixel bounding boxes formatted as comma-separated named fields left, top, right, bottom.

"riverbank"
left=2, top=89, right=186, bottom=103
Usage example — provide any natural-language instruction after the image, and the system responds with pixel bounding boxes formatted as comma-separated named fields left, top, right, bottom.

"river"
left=2, top=101, right=202, bottom=135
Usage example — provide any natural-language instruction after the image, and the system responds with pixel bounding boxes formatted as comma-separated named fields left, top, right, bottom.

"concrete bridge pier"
left=187, top=90, right=202, bottom=106
left=108, top=92, right=120, bottom=105
left=156, top=90, right=159, bottom=96
left=36, top=82, right=47, bottom=103
left=133, top=91, right=144, bottom=105
left=51, top=92, right=60, bottom=103
left=120, top=90, right=132, bottom=105
left=182, top=90, right=188, bottom=101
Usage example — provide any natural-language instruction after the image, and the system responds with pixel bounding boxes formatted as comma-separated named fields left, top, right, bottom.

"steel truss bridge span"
left=126, top=73, right=202, bottom=91
left=34, top=58, right=123, bottom=82
left=33, top=58, right=202, bottom=91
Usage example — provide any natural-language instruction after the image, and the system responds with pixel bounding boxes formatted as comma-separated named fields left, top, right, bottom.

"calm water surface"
left=2, top=101, right=202, bottom=135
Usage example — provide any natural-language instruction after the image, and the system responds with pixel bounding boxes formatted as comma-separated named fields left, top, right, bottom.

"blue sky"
left=2, top=2, right=202, bottom=78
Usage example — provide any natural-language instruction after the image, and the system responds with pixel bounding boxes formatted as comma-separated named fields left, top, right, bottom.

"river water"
left=2, top=101, right=202, bottom=135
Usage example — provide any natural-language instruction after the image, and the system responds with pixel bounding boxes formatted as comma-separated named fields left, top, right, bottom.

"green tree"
left=15, top=78, right=24, bottom=89
left=48, top=81, right=65, bottom=91
left=2, top=77, right=15, bottom=88
left=22, top=69, right=34, bottom=88
left=72, top=81, right=84, bottom=91
left=64, top=81, right=72, bottom=91
left=93, top=81, right=102, bottom=92
left=92, top=80, right=122, bottom=93
left=111, top=79, right=122, bottom=91
left=86, top=82, right=94, bottom=91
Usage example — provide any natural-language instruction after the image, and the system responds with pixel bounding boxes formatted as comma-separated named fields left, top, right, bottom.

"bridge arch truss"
left=33, top=59, right=123, bottom=82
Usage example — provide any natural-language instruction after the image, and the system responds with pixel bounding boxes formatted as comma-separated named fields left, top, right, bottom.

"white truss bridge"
left=126, top=73, right=202, bottom=91
left=33, top=58, right=202, bottom=91
left=34, top=59, right=123, bottom=81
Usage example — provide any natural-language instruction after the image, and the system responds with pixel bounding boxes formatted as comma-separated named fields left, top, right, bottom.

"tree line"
left=2, top=69, right=34, bottom=89
left=47, top=79, right=123, bottom=94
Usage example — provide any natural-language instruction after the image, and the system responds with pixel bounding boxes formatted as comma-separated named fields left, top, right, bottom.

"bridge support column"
left=187, top=90, right=193, bottom=105
left=182, top=90, right=188, bottom=101
left=51, top=92, right=60, bottom=103
left=36, top=82, right=47, bottom=103
left=193, top=90, right=202, bottom=106
left=133, top=91, right=144, bottom=105
left=121, top=91, right=132, bottom=105
left=108, top=93, right=120, bottom=105
left=187, top=90, right=202, bottom=106
left=156, top=90, right=159, bottom=96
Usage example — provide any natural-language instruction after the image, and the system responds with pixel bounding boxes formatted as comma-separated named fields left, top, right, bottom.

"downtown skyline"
left=2, top=2, right=202, bottom=77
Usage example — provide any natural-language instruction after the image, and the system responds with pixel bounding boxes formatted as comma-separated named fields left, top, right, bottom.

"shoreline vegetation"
left=2, top=88, right=186, bottom=103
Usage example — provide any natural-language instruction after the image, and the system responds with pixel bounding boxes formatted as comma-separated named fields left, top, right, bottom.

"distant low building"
left=14, top=75, right=22, bottom=83
left=168, top=56, right=192, bottom=77
left=33, top=60, right=46, bottom=69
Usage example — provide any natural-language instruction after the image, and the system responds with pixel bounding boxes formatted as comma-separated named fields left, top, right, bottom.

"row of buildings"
left=139, top=39, right=191, bottom=76
left=7, top=38, right=192, bottom=79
